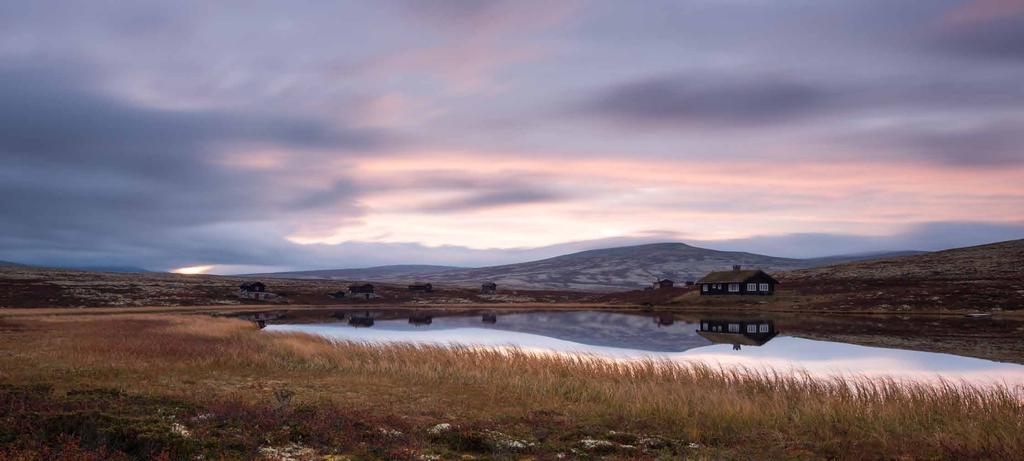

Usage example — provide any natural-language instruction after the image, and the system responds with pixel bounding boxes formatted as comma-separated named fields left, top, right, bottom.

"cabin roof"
left=697, top=331, right=777, bottom=346
left=697, top=269, right=777, bottom=284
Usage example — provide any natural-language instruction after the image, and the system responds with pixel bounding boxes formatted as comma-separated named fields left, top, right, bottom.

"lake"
left=264, top=309, right=1024, bottom=386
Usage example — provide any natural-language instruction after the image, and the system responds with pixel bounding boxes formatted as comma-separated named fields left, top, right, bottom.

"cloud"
left=931, top=2, right=1024, bottom=60
left=0, top=60, right=390, bottom=269
left=577, top=75, right=832, bottom=127
left=840, top=121, right=1024, bottom=167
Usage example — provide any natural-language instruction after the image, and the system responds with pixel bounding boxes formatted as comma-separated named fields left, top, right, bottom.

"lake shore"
left=2, top=310, right=1022, bottom=460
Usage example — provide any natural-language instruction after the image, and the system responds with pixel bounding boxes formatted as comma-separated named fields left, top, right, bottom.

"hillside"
left=774, top=239, right=1024, bottom=311
left=783, top=239, right=1024, bottom=281
left=248, top=264, right=460, bottom=281
left=255, top=243, right=920, bottom=292
left=426, top=243, right=807, bottom=291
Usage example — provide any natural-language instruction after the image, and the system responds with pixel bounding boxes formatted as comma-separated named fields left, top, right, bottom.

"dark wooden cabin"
left=481, top=313, right=497, bottom=324
left=696, top=319, right=778, bottom=350
left=348, top=283, right=376, bottom=300
left=408, top=283, right=433, bottom=293
left=697, top=266, right=777, bottom=295
left=480, top=282, right=497, bottom=294
left=239, top=281, right=266, bottom=293
left=653, top=279, right=675, bottom=289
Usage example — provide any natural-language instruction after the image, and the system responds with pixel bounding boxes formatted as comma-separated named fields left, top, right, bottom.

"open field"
left=2, top=310, right=1023, bottom=460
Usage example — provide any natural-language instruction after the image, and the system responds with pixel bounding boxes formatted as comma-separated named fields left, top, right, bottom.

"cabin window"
left=746, top=283, right=757, bottom=291
left=746, top=324, right=757, bottom=333
left=702, top=284, right=708, bottom=292
left=701, top=322, right=708, bottom=330
left=728, top=283, right=740, bottom=292
left=728, top=323, right=740, bottom=333
left=759, top=283, right=770, bottom=292
left=759, top=323, right=770, bottom=333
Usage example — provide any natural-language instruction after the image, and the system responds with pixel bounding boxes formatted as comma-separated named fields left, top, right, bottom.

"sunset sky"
left=1, top=0, right=1023, bottom=273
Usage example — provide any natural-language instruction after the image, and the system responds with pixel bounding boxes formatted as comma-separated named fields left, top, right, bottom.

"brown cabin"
left=697, top=266, right=777, bottom=295
left=481, top=282, right=497, bottom=294
left=697, top=319, right=778, bottom=350
left=408, top=283, right=433, bottom=293
left=653, top=279, right=674, bottom=289
left=348, top=283, right=376, bottom=300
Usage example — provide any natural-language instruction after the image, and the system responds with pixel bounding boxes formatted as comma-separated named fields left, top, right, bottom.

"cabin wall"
left=699, top=280, right=775, bottom=295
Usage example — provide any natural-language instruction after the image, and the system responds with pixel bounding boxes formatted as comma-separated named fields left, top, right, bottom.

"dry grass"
left=2, top=312, right=1023, bottom=460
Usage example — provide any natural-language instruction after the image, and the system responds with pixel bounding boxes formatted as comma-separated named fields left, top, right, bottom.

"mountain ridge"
left=249, top=242, right=923, bottom=291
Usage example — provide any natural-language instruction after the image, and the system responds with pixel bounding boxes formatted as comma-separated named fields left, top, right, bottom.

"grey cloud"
left=843, top=121, right=1024, bottom=167
left=931, top=14, right=1024, bottom=60
left=578, top=75, right=832, bottom=127
left=578, top=73, right=1024, bottom=129
left=0, top=60, right=384, bottom=269
left=421, top=188, right=564, bottom=212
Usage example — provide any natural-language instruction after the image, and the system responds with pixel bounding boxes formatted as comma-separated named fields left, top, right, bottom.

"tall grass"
left=2, top=313, right=1022, bottom=459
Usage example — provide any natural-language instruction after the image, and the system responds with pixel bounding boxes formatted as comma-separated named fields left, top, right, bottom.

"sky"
left=1, top=0, right=1023, bottom=273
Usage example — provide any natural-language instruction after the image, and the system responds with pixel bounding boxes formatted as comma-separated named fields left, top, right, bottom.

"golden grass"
left=2, top=312, right=1023, bottom=460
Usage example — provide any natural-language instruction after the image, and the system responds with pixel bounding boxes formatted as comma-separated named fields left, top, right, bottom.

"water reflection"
left=264, top=310, right=1024, bottom=385
left=697, top=319, right=778, bottom=350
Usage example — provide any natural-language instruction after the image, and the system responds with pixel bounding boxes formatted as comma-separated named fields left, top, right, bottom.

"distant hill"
left=800, top=250, right=927, bottom=267
left=0, top=260, right=25, bottom=267
left=783, top=239, right=1024, bottom=282
left=252, top=243, right=923, bottom=292
left=247, top=264, right=461, bottom=281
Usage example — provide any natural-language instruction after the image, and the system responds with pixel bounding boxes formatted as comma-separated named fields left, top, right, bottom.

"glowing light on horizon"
left=172, top=265, right=215, bottom=275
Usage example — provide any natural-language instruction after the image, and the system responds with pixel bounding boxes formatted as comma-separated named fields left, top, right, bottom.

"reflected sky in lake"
left=265, top=311, right=1024, bottom=386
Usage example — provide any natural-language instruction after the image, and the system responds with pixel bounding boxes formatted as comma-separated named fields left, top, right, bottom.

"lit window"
left=702, top=284, right=708, bottom=292
left=728, top=323, right=740, bottom=332
left=759, top=324, right=770, bottom=333
left=728, top=283, right=740, bottom=292
left=746, top=283, right=757, bottom=291
left=759, top=283, right=770, bottom=291
left=746, top=324, right=757, bottom=333
left=702, top=322, right=708, bottom=330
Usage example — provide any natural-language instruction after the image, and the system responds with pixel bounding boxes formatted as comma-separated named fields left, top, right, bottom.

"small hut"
left=480, top=282, right=497, bottom=294
left=653, top=279, right=675, bottom=289
left=348, top=284, right=376, bottom=300
left=408, top=283, right=433, bottom=293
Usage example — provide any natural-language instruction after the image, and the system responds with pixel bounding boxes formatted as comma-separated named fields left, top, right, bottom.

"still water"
left=264, top=310, right=1024, bottom=386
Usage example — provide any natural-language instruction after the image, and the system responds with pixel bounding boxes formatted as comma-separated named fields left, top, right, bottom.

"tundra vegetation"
left=0, top=311, right=1022, bottom=460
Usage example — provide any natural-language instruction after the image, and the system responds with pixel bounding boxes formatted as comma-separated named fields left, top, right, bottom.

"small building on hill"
left=239, top=281, right=266, bottom=293
left=348, top=283, right=377, bottom=300
left=696, top=319, right=778, bottom=350
left=408, top=283, right=433, bottom=293
left=481, top=282, right=497, bottom=294
left=653, top=279, right=675, bottom=289
left=697, top=266, right=777, bottom=295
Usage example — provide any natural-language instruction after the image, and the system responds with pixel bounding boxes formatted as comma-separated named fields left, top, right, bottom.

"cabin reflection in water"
left=653, top=314, right=674, bottom=327
left=348, top=311, right=374, bottom=327
left=697, top=319, right=778, bottom=350
left=408, top=313, right=433, bottom=326
left=481, top=313, right=497, bottom=324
